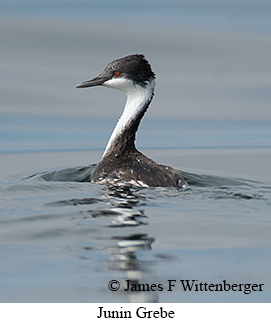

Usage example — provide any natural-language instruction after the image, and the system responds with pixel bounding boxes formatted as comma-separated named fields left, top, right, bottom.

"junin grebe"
left=76, top=54, right=185, bottom=188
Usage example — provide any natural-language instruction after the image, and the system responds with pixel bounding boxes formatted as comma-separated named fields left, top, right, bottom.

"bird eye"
left=114, top=71, right=121, bottom=77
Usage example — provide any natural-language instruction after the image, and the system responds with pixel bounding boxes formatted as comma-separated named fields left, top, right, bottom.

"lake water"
left=1, top=116, right=271, bottom=302
left=1, top=5, right=271, bottom=303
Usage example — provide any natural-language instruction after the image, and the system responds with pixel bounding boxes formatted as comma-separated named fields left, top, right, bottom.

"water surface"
left=1, top=140, right=271, bottom=302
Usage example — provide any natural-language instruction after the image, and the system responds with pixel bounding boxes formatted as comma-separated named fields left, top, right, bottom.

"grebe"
left=76, top=54, right=185, bottom=188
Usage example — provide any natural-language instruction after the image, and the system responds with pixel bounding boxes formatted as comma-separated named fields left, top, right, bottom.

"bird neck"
left=102, top=79, right=155, bottom=158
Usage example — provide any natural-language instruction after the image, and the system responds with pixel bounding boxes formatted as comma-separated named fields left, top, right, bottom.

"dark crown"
left=104, top=54, right=156, bottom=86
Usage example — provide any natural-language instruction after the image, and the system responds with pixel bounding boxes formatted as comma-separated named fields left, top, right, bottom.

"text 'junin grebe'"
left=76, top=54, right=185, bottom=188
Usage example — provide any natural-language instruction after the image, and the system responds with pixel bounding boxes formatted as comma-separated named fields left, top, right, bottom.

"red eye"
left=114, top=71, right=121, bottom=77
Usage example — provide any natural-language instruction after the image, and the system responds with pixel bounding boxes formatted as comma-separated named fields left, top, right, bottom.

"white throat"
left=101, top=77, right=155, bottom=157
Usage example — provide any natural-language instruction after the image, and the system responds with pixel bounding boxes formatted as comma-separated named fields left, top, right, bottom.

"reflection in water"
left=45, top=173, right=158, bottom=302
left=37, top=165, right=160, bottom=301
left=43, top=177, right=158, bottom=301
left=108, top=233, right=157, bottom=302
left=94, top=186, right=157, bottom=302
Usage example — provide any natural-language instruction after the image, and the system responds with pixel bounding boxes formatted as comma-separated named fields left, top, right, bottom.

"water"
left=1, top=6, right=271, bottom=303
left=1, top=139, right=271, bottom=302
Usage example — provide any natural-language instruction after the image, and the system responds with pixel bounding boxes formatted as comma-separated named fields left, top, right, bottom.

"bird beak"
left=76, top=75, right=109, bottom=88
